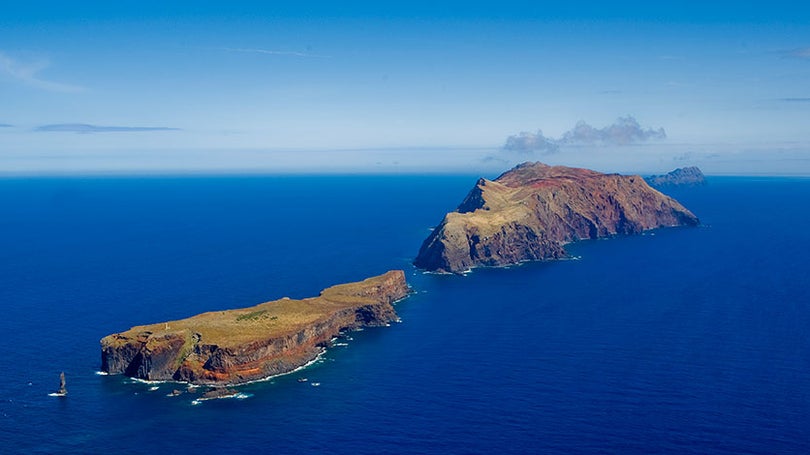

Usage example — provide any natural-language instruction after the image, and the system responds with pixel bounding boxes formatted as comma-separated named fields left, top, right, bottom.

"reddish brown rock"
left=414, top=162, right=699, bottom=273
left=100, top=271, right=409, bottom=385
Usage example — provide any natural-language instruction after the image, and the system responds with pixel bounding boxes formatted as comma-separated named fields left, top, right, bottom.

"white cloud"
left=503, top=130, right=559, bottom=154
left=0, top=51, right=84, bottom=93
left=219, top=47, right=325, bottom=58
left=790, top=47, right=810, bottom=59
left=35, top=123, right=180, bottom=133
left=560, top=116, right=666, bottom=145
left=502, top=116, right=666, bottom=153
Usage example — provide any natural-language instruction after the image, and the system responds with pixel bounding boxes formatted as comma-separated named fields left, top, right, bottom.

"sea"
left=0, top=174, right=808, bottom=454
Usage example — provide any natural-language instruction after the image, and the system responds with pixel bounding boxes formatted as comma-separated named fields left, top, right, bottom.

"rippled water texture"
left=0, top=175, right=808, bottom=453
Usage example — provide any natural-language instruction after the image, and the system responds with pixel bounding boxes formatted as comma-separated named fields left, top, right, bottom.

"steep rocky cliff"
left=414, top=162, right=699, bottom=273
left=100, top=271, right=409, bottom=385
left=645, top=166, right=706, bottom=187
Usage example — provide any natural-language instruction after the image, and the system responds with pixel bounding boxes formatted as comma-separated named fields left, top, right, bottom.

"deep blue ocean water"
left=0, top=175, right=808, bottom=454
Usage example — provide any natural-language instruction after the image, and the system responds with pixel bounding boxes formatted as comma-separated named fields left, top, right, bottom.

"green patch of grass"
left=174, top=334, right=196, bottom=369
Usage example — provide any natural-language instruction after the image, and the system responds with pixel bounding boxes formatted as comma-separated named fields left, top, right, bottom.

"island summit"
left=415, top=162, right=699, bottom=273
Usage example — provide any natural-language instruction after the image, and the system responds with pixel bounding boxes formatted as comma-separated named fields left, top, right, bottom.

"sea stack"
left=56, top=372, right=67, bottom=396
left=100, top=271, right=409, bottom=385
left=414, top=162, right=699, bottom=273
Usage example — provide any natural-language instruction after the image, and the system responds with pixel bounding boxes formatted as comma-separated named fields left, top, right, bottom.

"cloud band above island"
left=504, top=116, right=666, bottom=154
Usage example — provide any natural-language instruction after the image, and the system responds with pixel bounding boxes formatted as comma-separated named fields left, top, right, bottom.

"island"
left=645, top=166, right=706, bottom=187
left=100, top=270, right=409, bottom=385
left=414, top=162, right=699, bottom=273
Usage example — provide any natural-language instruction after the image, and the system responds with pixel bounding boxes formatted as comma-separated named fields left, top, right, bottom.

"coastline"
left=99, top=271, right=410, bottom=386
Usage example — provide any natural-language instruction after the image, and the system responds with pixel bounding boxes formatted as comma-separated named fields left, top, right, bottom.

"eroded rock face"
left=100, top=271, right=409, bottom=385
left=414, top=162, right=699, bottom=273
left=645, top=166, right=706, bottom=187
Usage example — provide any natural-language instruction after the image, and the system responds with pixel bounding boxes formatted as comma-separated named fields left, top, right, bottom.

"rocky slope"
left=100, top=271, right=409, bottom=385
left=645, top=166, right=706, bottom=187
left=414, top=162, right=699, bottom=273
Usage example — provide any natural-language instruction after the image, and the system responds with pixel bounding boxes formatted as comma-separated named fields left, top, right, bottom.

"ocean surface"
left=0, top=174, right=808, bottom=454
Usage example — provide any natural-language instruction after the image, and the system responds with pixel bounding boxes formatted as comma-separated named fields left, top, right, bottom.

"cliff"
left=414, top=162, right=699, bottom=273
left=645, top=166, right=706, bottom=187
left=100, top=271, right=409, bottom=385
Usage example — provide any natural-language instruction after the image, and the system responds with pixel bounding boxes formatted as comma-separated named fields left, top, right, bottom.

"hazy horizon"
left=2, top=1, right=809, bottom=175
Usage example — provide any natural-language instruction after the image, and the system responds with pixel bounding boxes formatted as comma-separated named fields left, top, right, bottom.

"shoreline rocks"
left=100, top=271, right=409, bottom=385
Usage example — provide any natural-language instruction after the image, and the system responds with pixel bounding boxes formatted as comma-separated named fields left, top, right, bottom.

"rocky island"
left=100, top=271, right=409, bottom=385
left=414, top=162, right=699, bottom=273
left=645, top=166, right=706, bottom=187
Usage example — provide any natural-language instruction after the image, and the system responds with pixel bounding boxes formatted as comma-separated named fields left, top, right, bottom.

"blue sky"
left=2, top=1, right=809, bottom=174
